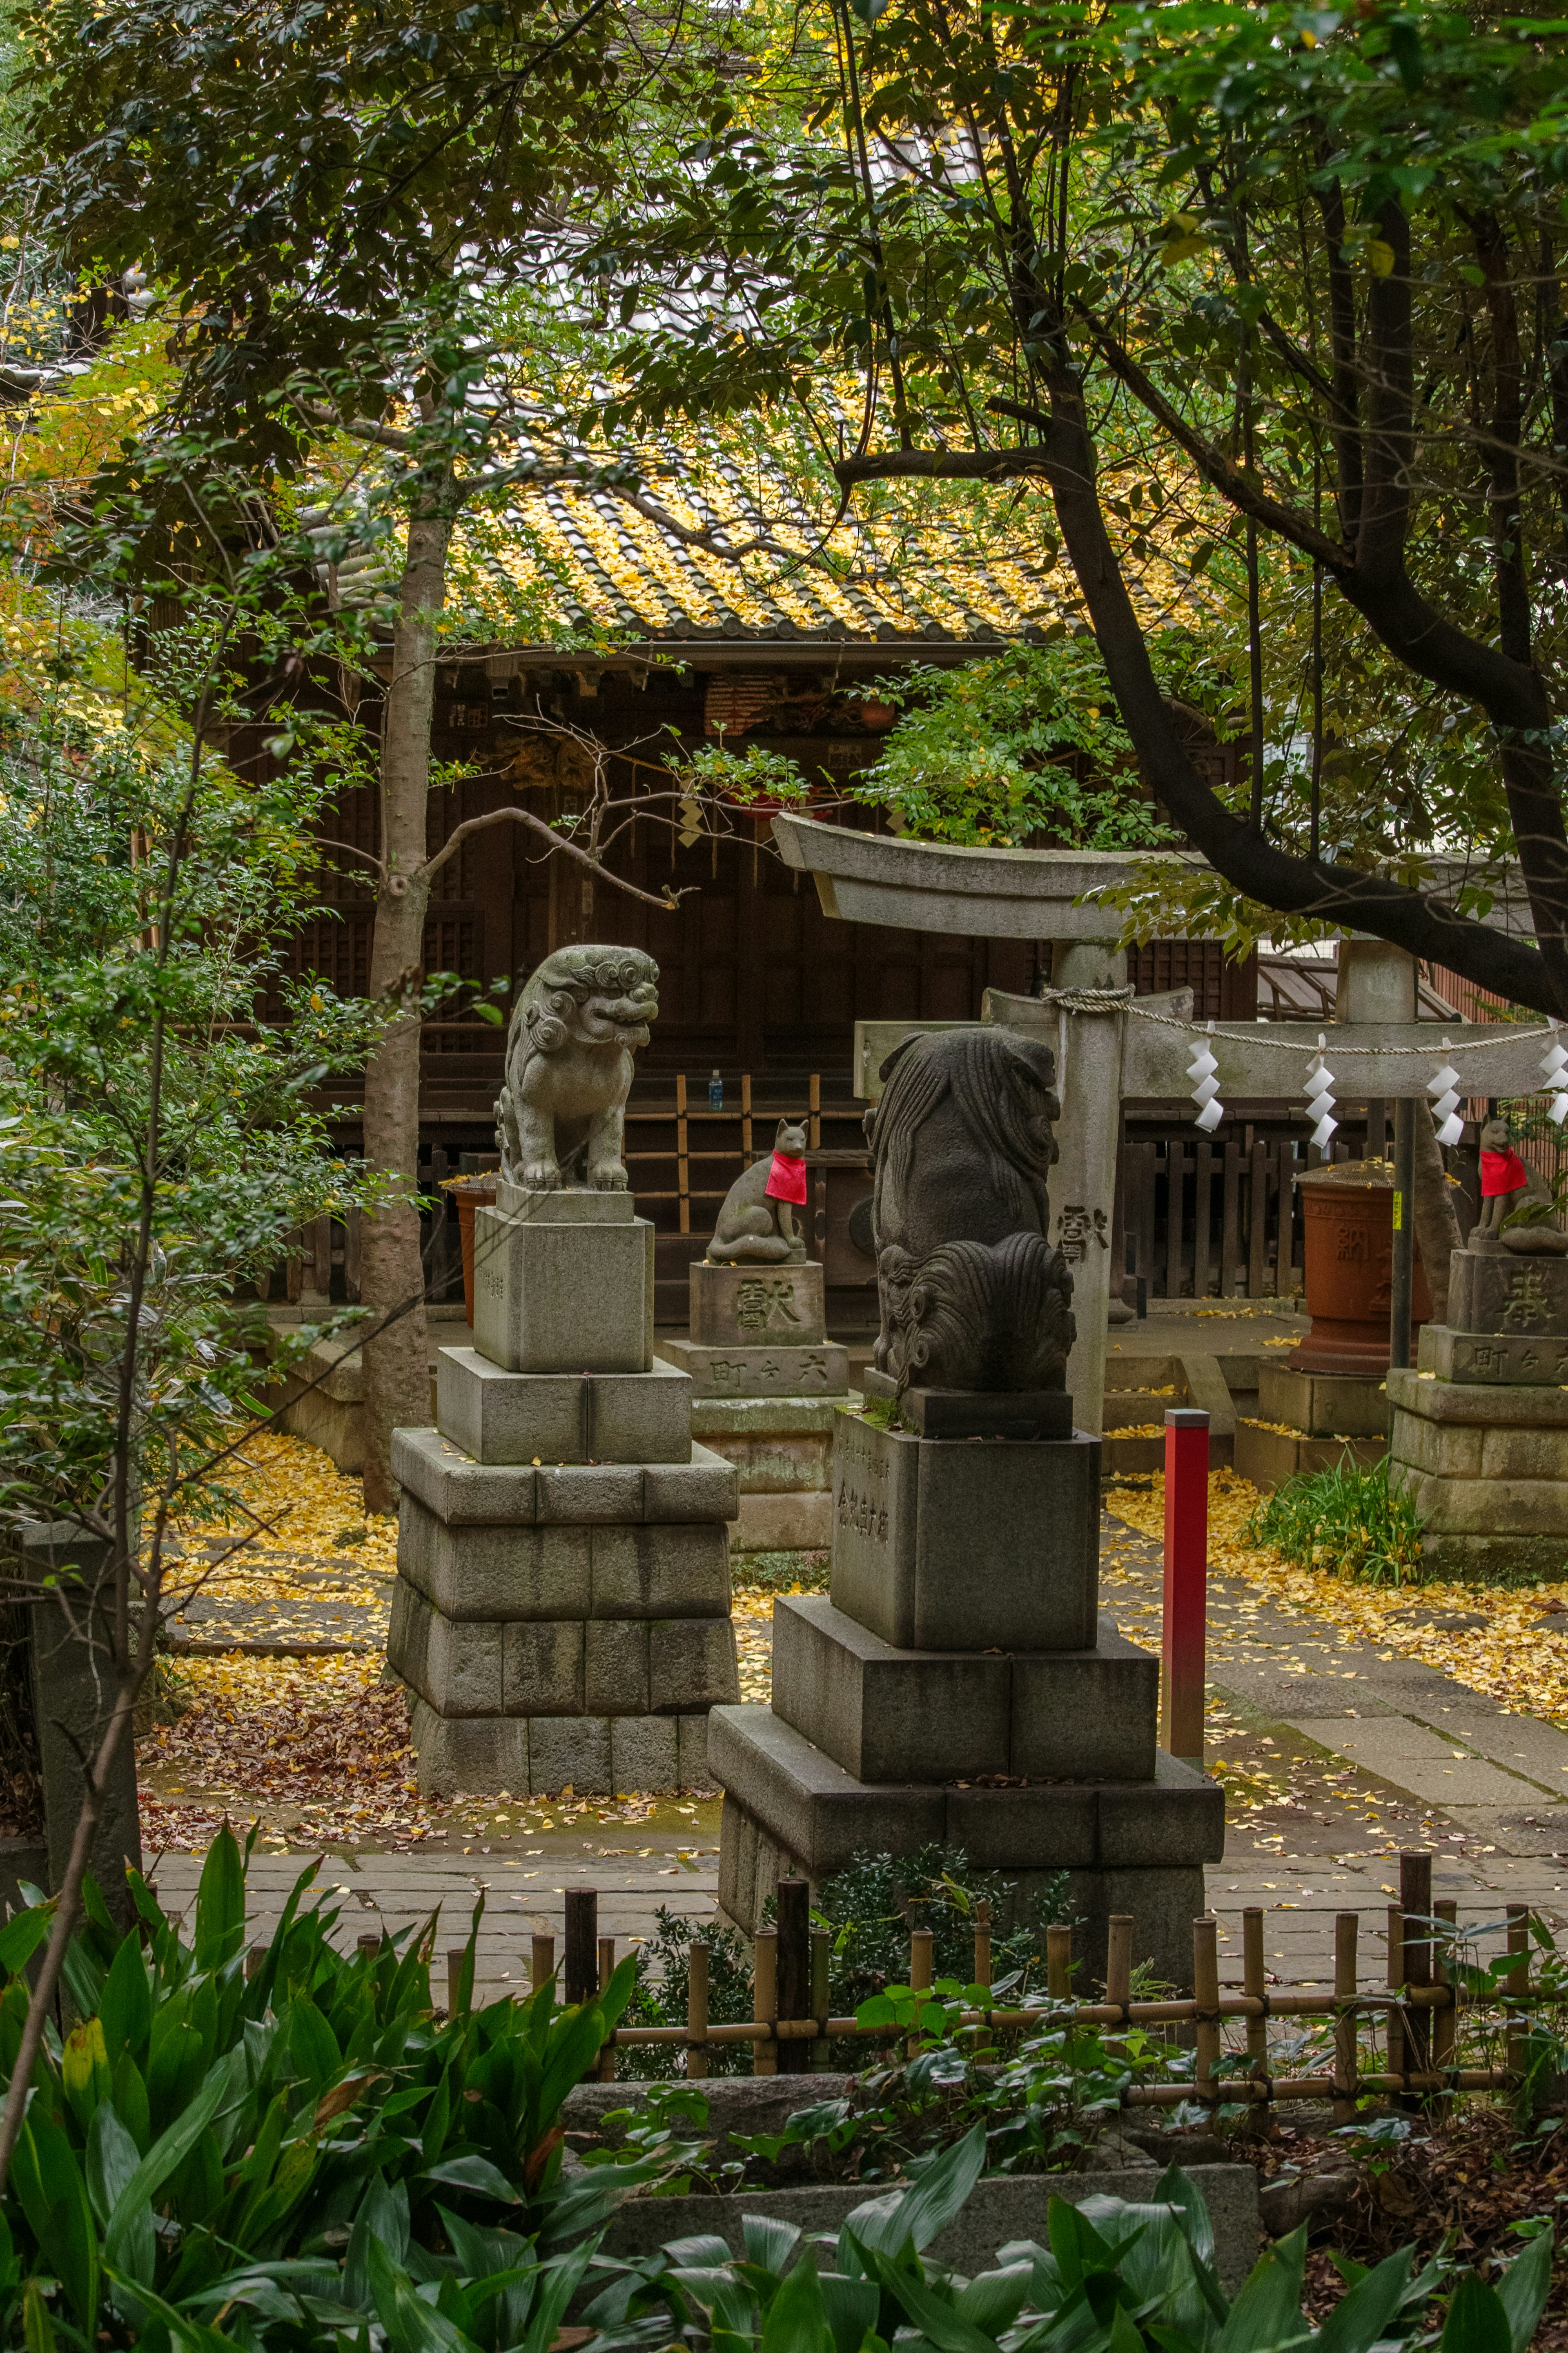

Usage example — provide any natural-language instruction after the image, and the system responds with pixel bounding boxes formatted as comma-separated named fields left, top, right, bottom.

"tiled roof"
left=310, top=418, right=1200, bottom=650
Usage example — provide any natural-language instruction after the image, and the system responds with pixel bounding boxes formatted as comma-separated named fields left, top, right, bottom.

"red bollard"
left=1161, top=1407, right=1209, bottom=1761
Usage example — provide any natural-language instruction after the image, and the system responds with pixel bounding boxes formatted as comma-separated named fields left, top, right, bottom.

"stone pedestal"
left=1384, top=1242, right=1568, bottom=1580
left=1257, top=1361, right=1389, bottom=1440
left=690, top=1397, right=843, bottom=1552
left=662, top=1260, right=851, bottom=1401
left=714, top=1404, right=1223, bottom=1986
left=392, top=1195, right=740, bottom=1795
left=472, top=1195, right=654, bottom=1374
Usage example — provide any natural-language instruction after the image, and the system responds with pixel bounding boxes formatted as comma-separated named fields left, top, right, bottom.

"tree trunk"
left=1412, top=1108, right=1462, bottom=1327
left=361, top=498, right=454, bottom=1513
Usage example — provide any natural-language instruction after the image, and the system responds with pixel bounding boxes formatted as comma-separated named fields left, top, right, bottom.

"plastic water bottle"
left=708, top=1068, right=724, bottom=1111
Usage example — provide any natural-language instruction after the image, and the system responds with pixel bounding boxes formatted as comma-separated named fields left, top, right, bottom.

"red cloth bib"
left=1481, top=1146, right=1530, bottom=1199
left=765, top=1151, right=807, bottom=1205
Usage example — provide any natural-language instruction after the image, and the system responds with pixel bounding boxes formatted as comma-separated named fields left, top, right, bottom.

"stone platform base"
left=410, top=1698, right=716, bottom=1795
left=690, top=1396, right=848, bottom=1553
left=659, top=1339, right=849, bottom=1400
left=1234, top=1419, right=1384, bottom=1495
left=1388, top=1360, right=1568, bottom=1580
left=717, top=1787, right=1207, bottom=1990
left=709, top=1704, right=1221, bottom=1987
left=1259, top=1361, right=1388, bottom=1439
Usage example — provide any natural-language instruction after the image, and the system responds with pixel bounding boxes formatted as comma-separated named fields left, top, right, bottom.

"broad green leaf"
left=761, top=2247, right=833, bottom=2353
left=1441, top=2276, right=1515, bottom=2353
left=12, top=2109, right=98, bottom=2337
left=99, top=1931, right=153, bottom=2064
left=0, top=1905, right=53, bottom=1982
left=1313, top=2248, right=1414, bottom=2353
left=422, top=2154, right=522, bottom=2203
left=104, top=2045, right=245, bottom=2273
left=1216, top=2226, right=1310, bottom=2353
left=1495, top=2231, right=1553, bottom=2353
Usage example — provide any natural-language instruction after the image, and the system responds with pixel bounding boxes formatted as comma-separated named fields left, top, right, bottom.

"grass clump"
left=1247, top=1450, right=1427, bottom=1585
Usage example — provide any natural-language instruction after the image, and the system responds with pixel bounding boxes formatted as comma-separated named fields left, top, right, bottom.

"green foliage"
left=1246, top=1453, right=1428, bottom=1586
left=582, top=2125, right=1555, bottom=2352
left=0, top=616, right=391, bottom=1532
left=623, top=1909, right=758, bottom=2081
left=0, top=1824, right=657, bottom=2351
left=811, top=1846, right=1074, bottom=2014
left=845, top=644, right=1179, bottom=850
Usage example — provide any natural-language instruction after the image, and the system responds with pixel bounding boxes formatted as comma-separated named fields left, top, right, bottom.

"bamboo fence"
left=443, top=1854, right=1550, bottom=2121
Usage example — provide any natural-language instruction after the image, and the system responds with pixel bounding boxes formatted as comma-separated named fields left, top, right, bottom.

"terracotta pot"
left=455, top=1181, right=498, bottom=1324
left=1287, top=1161, right=1431, bottom=1376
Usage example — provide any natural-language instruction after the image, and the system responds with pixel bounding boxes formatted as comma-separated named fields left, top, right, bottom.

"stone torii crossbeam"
left=773, top=814, right=1553, bottom=1433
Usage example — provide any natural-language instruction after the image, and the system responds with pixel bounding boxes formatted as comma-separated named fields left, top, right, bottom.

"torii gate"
left=773, top=814, right=1555, bottom=1434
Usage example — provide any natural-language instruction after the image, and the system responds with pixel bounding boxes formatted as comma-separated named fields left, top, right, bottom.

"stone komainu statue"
left=495, top=947, right=659, bottom=1191
left=866, top=1027, right=1075, bottom=1392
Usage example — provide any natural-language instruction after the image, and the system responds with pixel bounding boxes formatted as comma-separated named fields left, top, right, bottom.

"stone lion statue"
left=494, top=946, right=659, bottom=1191
left=865, top=1027, right=1075, bottom=1391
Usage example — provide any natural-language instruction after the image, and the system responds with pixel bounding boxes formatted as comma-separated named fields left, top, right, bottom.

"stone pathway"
left=149, top=1542, right=1568, bottom=2006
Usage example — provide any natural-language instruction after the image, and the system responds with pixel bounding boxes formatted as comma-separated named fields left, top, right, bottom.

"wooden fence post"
left=564, top=1889, right=597, bottom=2007
left=776, top=1878, right=811, bottom=2075
left=753, top=1928, right=777, bottom=2076
left=1193, top=1918, right=1221, bottom=2110
left=447, top=1947, right=468, bottom=2018
left=530, top=1933, right=555, bottom=1997
left=1243, top=1907, right=1270, bottom=2119
left=973, top=1900, right=992, bottom=1992
left=909, top=1925, right=934, bottom=2061
left=1400, top=1851, right=1432, bottom=2095
left=686, top=1941, right=709, bottom=2081
left=1046, top=1924, right=1072, bottom=2002
left=1333, top=1912, right=1359, bottom=2126
left=1386, top=1902, right=1406, bottom=2092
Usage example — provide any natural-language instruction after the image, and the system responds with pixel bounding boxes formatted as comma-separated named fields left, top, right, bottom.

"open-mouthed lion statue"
left=495, top=946, right=659, bottom=1190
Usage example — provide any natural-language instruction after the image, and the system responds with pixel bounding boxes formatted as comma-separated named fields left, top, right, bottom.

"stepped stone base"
left=1388, top=1360, right=1568, bottom=1580
left=473, top=1203, right=654, bottom=1373
left=410, top=1697, right=717, bottom=1796
left=711, top=1704, right=1218, bottom=1985
left=690, top=1396, right=846, bottom=1553
left=771, top=1596, right=1156, bottom=1784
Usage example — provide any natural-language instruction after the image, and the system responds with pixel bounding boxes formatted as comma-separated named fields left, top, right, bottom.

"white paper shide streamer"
left=1427, top=1037, right=1464, bottom=1149
left=1305, top=1036, right=1337, bottom=1151
left=1544, top=1024, right=1568, bottom=1126
left=1187, top=1024, right=1223, bottom=1133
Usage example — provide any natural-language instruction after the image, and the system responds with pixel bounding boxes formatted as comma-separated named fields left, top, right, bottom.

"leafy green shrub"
left=628, top=1850, right=1074, bottom=2079
left=811, top=1845, right=1073, bottom=2014
left=730, top=1551, right=829, bottom=1597
left=0, top=1824, right=657, bottom=2349
left=1246, top=1452, right=1427, bottom=1585
left=581, top=2123, right=1554, bottom=2353
left=844, top=644, right=1177, bottom=851
left=624, top=1909, right=757, bottom=2081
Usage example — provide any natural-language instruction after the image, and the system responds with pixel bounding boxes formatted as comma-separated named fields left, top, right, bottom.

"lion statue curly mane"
left=495, top=946, right=659, bottom=1191
left=866, top=1026, right=1075, bottom=1392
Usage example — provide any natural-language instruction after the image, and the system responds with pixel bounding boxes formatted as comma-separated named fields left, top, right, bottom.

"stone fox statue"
left=495, top=946, right=659, bottom=1190
left=866, top=1027, right=1075, bottom=1392
left=707, top=1117, right=810, bottom=1263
